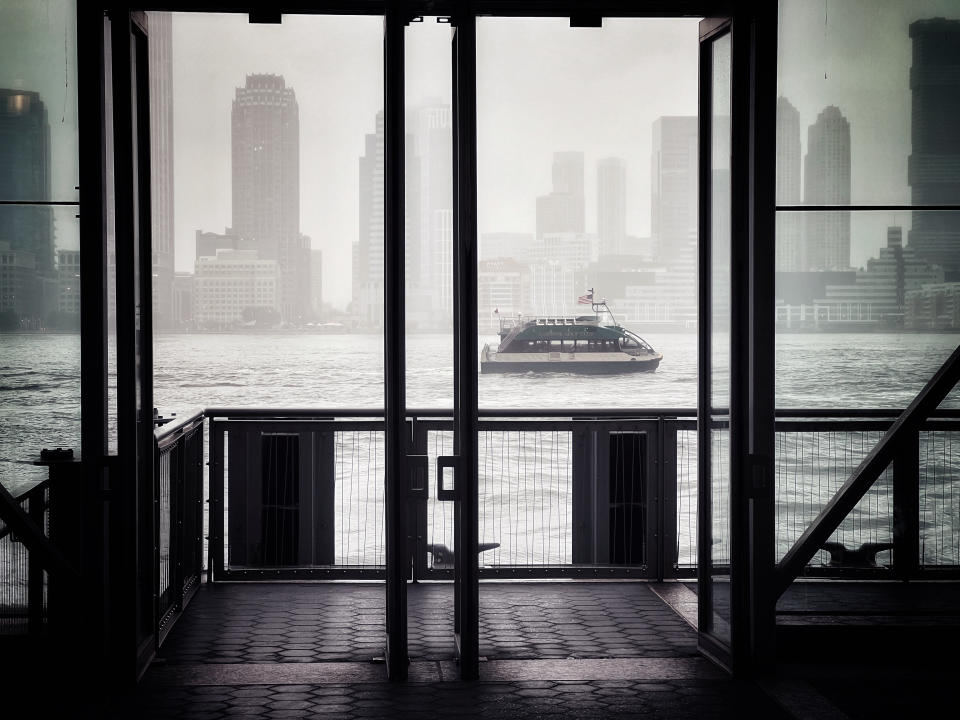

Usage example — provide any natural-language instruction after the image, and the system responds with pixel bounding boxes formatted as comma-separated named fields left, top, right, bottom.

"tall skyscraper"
left=0, top=88, right=52, bottom=324
left=651, top=117, right=697, bottom=264
left=353, top=111, right=420, bottom=327
left=412, top=105, right=451, bottom=324
left=149, top=12, right=175, bottom=329
left=803, top=105, right=851, bottom=271
left=597, top=157, right=626, bottom=256
left=0, top=89, right=52, bottom=273
left=536, top=152, right=585, bottom=240
left=908, top=18, right=960, bottom=278
left=231, top=74, right=309, bottom=322
left=776, top=97, right=802, bottom=271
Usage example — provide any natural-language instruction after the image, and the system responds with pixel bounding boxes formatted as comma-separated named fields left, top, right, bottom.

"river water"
left=1, top=331, right=959, bottom=568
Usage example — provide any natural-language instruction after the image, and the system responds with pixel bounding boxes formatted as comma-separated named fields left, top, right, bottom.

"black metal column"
left=744, top=4, right=778, bottom=671
left=77, top=0, right=110, bottom=682
left=383, top=2, right=408, bottom=682
left=110, top=9, right=156, bottom=684
left=452, top=7, right=480, bottom=681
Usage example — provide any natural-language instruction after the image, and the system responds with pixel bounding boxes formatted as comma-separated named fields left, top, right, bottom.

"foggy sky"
left=2, top=2, right=958, bottom=310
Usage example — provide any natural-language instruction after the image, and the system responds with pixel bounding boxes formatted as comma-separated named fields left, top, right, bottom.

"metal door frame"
left=697, top=8, right=776, bottom=676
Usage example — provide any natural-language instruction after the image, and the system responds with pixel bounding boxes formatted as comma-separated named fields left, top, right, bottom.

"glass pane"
left=709, top=30, right=732, bottom=644
left=0, top=1, right=79, bottom=203
left=0, top=206, right=80, bottom=493
left=775, top=210, right=960, bottom=409
left=152, top=13, right=385, bottom=415
left=777, top=0, right=960, bottom=206
left=475, top=15, right=700, bottom=587
left=477, top=17, right=699, bottom=412
left=405, top=18, right=454, bottom=408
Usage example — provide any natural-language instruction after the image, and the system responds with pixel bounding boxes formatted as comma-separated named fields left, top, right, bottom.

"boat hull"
left=481, top=356, right=661, bottom=374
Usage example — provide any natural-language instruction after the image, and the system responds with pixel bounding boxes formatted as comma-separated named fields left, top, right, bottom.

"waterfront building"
left=480, top=232, right=533, bottom=263
left=802, top=105, right=851, bottom=271
left=192, top=248, right=279, bottom=328
left=525, top=260, right=584, bottom=318
left=195, top=228, right=237, bottom=260
left=171, top=272, right=194, bottom=327
left=56, top=249, right=81, bottom=317
left=906, top=282, right=960, bottom=330
left=354, top=111, right=421, bottom=328
left=584, top=238, right=697, bottom=328
left=777, top=226, right=943, bottom=329
left=412, top=105, right=452, bottom=323
left=231, top=74, right=309, bottom=323
left=536, top=151, right=585, bottom=240
left=908, top=18, right=960, bottom=277
left=651, top=116, right=697, bottom=264
left=310, top=248, right=323, bottom=319
left=0, top=241, right=40, bottom=324
left=477, top=257, right=525, bottom=333
left=597, top=157, right=627, bottom=257
left=0, top=89, right=52, bottom=277
left=775, top=96, right=802, bottom=271
left=148, top=12, right=175, bottom=329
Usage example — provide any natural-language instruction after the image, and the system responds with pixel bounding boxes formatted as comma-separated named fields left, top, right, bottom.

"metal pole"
left=453, top=6, right=480, bottom=681
left=383, top=1, right=408, bottom=681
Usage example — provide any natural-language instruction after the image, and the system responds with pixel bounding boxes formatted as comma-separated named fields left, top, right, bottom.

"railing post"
left=409, top=419, right=429, bottom=580
left=173, top=440, right=184, bottom=613
left=27, top=488, right=45, bottom=635
left=660, top=418, right=679, bottom=580
left=316, top=430, right=336, bottom=565
left=571, top=426, right=593, bottom=563
left=209, top=420, right=224, bottom=582
left=893, top=429, right=920, bottom=579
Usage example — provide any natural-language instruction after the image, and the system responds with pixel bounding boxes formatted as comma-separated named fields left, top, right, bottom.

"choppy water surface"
left=1, top=331, right=959, bottom=494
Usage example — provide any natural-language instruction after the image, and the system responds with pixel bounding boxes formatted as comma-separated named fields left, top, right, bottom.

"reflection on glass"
left=709, top=30, right=732, bottom=644
left=777, top=0, right=960, bottom=206
left=0, top=0, right=79, bottom=202
left=0, top=206, right=80, bottom=492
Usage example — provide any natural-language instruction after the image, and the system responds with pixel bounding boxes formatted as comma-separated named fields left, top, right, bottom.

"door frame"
left=696, top=8, right=777, bottom=676
left=78, top=0, right=777, bottom=685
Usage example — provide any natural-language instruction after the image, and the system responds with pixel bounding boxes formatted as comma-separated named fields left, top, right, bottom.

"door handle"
left=436, top=455, right=460, bottom=501
left=407, top=454, right=428, bottom=500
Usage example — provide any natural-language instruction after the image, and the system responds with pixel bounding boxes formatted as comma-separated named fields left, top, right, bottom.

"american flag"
left=577, top=289, right=594, bottom=305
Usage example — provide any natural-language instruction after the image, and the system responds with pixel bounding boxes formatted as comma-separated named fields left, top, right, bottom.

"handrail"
left=202, top=406, right=960, bottom=420
left=0, top=478, right=78, bottom=579
left=773, top=343, right=960, bottom=598
left=155, top=408, right=205, bottom=442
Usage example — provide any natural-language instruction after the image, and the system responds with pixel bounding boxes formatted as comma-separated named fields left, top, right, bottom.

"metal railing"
left=0, top=481, right=49, bottom=635
left=202, top=407, right=960, bottom=583
left=153, top=410, right=205, bottom=642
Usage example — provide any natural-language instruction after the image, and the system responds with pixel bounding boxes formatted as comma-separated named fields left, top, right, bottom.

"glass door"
left=697, top=17, right=733, bottom=669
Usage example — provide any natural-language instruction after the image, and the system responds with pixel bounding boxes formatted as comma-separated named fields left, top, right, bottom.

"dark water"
left=1, top=331, right=958, bottom=493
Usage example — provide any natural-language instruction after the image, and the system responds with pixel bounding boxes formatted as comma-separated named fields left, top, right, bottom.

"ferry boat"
left=480, top=294, right=662, bottom=374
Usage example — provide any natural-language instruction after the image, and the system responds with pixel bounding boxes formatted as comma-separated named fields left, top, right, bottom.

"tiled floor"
left=158, top=581, right=698, bottom=665
left=99, top=580, right=787, bottom=719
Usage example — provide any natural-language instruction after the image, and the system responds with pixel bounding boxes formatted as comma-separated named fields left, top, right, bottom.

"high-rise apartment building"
left=908, top=18, right=960, bottom=277
left=0, top=89, right=51, bottom=271
left=353, top=111, right=421, bottom=327
left=651, top=117, right=697, bottom=264
left=413, top=105, right=452, bottom=323
left=776, top=97, right=802, bottom=271
left=231, top=74, right=309, bottom=323
left=148, top=12, right=175, bottom=328
left=597, top=157, right=626, bottom=256
left=803, top=105, right=851, bottom=271
left=536, top=152, right=585, bottom=240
